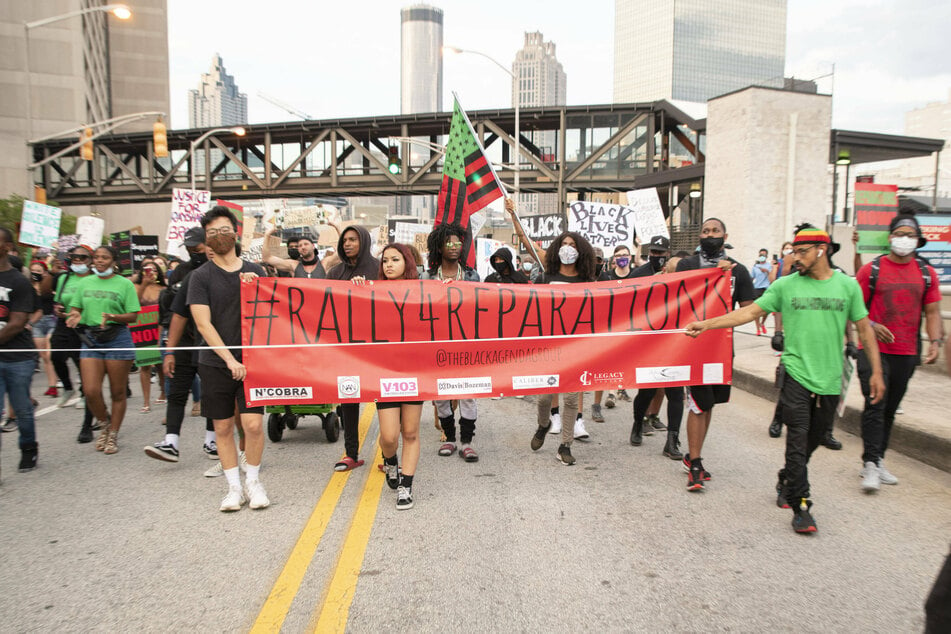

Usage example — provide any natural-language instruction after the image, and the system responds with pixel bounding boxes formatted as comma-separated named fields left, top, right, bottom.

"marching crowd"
left=0, top=204, right=947, bottom=535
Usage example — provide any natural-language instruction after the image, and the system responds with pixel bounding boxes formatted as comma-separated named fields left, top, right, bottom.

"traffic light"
left=387, top=146, right=401, bottom=175
left=80, top=127, right=94, bottom=161
left=153, top=117, right=168, bottom=158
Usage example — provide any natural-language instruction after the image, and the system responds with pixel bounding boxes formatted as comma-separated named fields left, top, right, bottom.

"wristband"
left=931, top=338, right=945, bottom=346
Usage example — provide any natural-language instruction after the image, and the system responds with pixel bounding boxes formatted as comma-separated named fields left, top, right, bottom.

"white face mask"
left=558, top=244, right=579, bottom=264
left=521, top=261, right=533, bottom=272
left=890, top=236, right=917, bottom=257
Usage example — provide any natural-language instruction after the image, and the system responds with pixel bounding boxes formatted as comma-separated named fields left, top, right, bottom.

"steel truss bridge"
left=29, top=101, right=707, bottom=208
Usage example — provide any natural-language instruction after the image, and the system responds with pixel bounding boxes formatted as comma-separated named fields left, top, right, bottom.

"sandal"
left=154, top=397, right=167, bottom=404
left=333, top=456, right=365, bottom=472
left=438, top=442, right=457, bottom=457
left=460, top=446, right=479, bottom=462
left=140, top=405, right=151, bottom=413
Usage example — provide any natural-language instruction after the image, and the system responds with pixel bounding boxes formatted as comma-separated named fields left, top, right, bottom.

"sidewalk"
left=730, top=323, right=951, bottom=474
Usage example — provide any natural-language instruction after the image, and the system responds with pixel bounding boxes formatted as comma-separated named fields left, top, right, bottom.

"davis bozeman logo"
left=380, top=378, right=419, bottom=398
left=337, top=376, right=360, bottom=399
left=249, top=386, right=313, bottom=400
left=437, top=377, right=492, bottom=396
left=512, top=375, right=560, bottom=390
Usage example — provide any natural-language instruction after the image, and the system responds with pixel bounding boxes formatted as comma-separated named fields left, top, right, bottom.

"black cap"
left=183, top=226, right=205, bottom=247
left=648, top=235, right=670, bottom=251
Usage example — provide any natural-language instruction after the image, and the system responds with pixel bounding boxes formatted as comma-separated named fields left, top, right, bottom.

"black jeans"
left=779, top=374, right=838, bottom=504
left=858, top=351, right=917, bottom=464
left=50, top=321, right=81, bottom=392
left=633, top=387, right=684, bottom=435
left=340, top=403, right=360, bottom=459
left=165, top=360, right=212, bottom=437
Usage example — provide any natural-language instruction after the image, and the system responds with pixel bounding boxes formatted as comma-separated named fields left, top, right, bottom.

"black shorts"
left=687, top=385, right=731, bottom=413
left=753, top=287, right=767, bottom=300
left=376, top=400, right=423, bottom=411
left=198, top=364, right=264, bottom=419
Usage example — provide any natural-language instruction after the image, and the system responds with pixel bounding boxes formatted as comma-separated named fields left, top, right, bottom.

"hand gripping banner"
left=241, top=269, right=734, bottom=406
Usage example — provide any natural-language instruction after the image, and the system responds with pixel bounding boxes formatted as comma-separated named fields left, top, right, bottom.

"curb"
left=732, top=367, right=951, bottom=474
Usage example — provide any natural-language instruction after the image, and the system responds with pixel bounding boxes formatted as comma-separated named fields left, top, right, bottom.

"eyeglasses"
left=69, top=254, right=90, bottom=262
left=792, top=245, right=816, bottom=257
left=890, top=230, right=919, bottom=238
left=205, top=226, right=234, bottom=237
left=444, top=241, right=463, bottom=248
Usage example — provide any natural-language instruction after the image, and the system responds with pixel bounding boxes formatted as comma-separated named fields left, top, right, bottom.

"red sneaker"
left=44, top=386, right=58, bottom=397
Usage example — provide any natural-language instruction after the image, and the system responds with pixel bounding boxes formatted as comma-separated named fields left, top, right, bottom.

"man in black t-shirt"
left=187, top=206, right=270, bottom=512
left=675, top=219, right=754, bottom=491
left=0, top=226, right=39, bottom=472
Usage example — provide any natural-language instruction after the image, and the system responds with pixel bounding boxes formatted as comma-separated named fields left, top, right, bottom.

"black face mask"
left=300, top=254, right=318, bottom=266
left=648, top=255, right=667, bottom=273
left=288, top=248, right=300, bottom=261
left=189, top=252, right=208, bottom=268
left=699, top=237, right=724, bottom=257
left=491, top=261, right=507, bottom=274
left=31, top=272, right=43, bottom=282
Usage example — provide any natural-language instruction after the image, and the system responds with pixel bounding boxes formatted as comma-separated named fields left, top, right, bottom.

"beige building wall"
left=704, top=86, right=832, bottom=269
left=109, top=0, right=170, bottom=133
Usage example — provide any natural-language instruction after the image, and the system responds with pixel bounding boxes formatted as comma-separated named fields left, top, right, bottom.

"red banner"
left=241, top=270, right=734, bottom=406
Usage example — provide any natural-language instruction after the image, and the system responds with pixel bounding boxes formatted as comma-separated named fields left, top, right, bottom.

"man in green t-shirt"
left=684, top=226, right=885, bottom=535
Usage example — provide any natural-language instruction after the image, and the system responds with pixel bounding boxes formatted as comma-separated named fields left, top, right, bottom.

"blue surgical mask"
left=70, top=263, right=88, bottom=274
left=94, top=267, right=114, bottom=278
left=757, top=255, right=767, bottom=263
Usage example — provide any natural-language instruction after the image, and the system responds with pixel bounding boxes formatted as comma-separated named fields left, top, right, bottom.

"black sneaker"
left=144, top=442, right=180, bottom=463
left=775, top=470, right=790, bottom=508
left=820, top=432, right=842, bottom=451
left=18, top=444, right=38, bottom=472
left=203, top=441, right=219, bottom=459
left=649, top=415, right=666, bottom=431
left=629, top=418, right=643, bottom=446
left=687, top=463, right=704, bottom=491
left=396, top=485, right=414, bottom=510
left=792, top=498, right=817, bottom=533
left=382, top=461, right=400, bottom=490
left=531, top=423, right=550, bottom=451
left=682, top=454, right=712, bottom=480
left=662, top=433, right=683, bottom=460
left=77, top=426, right=93, bottom=444
left=642, top=415, right=655, bottom=436
left=556, top=443, right=576, bottom=466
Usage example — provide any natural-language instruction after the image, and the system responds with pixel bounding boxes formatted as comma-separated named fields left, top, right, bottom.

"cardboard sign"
left=20, top=200, right=62, bottom=248
left=167, top=189, right=211, bottom=257
left=75, top=216, right=104, bottom=248
left=393, top=222, right=432, bottom=246
left=854, top=183, right=898, bottom=254
left=625, top=188, right=669, bottom=240
left=567, top=201, right=636, bottom=250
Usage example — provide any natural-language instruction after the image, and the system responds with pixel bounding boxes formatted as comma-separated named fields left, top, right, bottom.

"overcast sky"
left=166, top=0, right=951, bottom=136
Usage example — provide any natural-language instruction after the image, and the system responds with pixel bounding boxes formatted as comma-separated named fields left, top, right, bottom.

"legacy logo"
left=579, top=370, right=624, bottom=387
left=380, top=378, right=419, bottom=398
left=337, top=376, right=360, bottom=399
left=512, top=374, right=559, bottom=390
left=635, top=366, right=690, bottom=384
left=436, top=377, right=492, bottom=396
left=249, top=386, right=312, bottom=400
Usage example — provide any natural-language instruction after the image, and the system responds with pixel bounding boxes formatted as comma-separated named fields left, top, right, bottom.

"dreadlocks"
left=426, top=223, right=467, bottom=273
left=545, top=232, right=597, bottom=282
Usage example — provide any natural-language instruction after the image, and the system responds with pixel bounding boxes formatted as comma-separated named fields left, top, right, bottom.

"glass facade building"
left=188, top=54, right=248, bottom=128
left=614, top=0, right=786, bottom=103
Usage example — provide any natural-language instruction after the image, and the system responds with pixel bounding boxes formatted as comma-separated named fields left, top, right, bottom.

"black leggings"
left=340, top=403, right=360, bottom=460
left=50, top=322, right=81, bottom=392
left=633, top=387, right=685, bottom=435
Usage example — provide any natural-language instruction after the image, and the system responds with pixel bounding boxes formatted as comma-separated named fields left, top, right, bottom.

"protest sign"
left=20, top=200, right=62, bottom=248
left=517, top=214, right=563, bottom=254
left=241, top=269, right=733, bottom=405
left=109, top=231, right=133, bottom=276
left=388, top=216, right=419, bottom=243
left=394, top=222, right=432, bottom=246
left=567, top=201, right=636, bottom=250
left=130, top=305, right=161, bottom=366
left=76, top=216, right=104, bottom=248
left=131, top=235, right=160, bottom=270
left=167, top=188, right=211, bottom=257
left=475, top=238, right=513, bottom=281
left=854, top=183, right=898, bottom=254
left=625, top=188, right=669, bottom=240
left=56, top=234, right=80, bottom=252
left=918, top=214, right=951, bottom=284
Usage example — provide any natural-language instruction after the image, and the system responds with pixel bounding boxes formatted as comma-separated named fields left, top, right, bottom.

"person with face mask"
left=484, top=247, right=528, bottom=284
left=750, top=248, right=775, bottom=336
left=187, top=206, right=271, bottom=512
left=262, top=226, right=326, bottom=280
left=676, top=219, right=755, bottom=491
left=50, top=245, right=94, bottom=414
left=146, top=226, right=219, bottom=466
left=854, top=214, right=943, bottom=493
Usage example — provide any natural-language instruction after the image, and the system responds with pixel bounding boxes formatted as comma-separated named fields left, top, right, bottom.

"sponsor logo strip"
left=250, top=386, right=313, bottom=401
left=436, top=377, right=493, bottom=396
left=635, top=366, right=691, bottom=383
left=511, top=374, right=560, bottom=390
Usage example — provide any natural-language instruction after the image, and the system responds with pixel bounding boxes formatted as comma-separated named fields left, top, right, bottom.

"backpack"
left=865, top=255, right=932, bottom=308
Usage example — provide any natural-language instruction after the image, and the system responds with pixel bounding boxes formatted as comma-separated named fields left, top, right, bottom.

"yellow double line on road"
left=251, top=404, right=384, bottom=633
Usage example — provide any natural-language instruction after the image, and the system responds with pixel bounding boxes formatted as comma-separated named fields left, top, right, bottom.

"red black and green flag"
left=436, top=97, right=504, bottom=267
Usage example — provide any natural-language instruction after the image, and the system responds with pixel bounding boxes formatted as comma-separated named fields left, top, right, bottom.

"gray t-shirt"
left=186, top=259, right=265, bottom=367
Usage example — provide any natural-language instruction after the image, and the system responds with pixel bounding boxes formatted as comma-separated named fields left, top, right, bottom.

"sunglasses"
left=69, top=254, right=90, bottom=262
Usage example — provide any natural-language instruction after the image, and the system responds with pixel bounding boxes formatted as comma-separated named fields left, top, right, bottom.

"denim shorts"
left=31, top=314, right=57, bottom=338
left=80, top=326, right=136, bottom=361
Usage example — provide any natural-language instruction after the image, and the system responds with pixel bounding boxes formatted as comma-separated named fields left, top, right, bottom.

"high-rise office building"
left=613, top=0, right=786, bottom=104
left=512, top=32, right=566, bottom=215
left=400, top=4, right=443, bottom=115
left=188, top=54, right=248, bottom=128
left=0, top=0, right=170, bottom=197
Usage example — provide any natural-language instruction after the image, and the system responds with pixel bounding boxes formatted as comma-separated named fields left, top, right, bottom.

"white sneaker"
left=548, top=412, right=562, bottom=435
left=204, top=462, right=224, bottom=478
left=74, top=396, right=85, bottom=410
left=219, top=484, right=247, bottom=511
left=244, top=478, right=271, bottom=509
left=239, top=451, right=249, bottom=473
left=877, top=460, right=898, bottom=485
left=57, top=390, right=76, bottom=408
left=573, top=417, right=590, bottom=441
left=861, top=461, right=881, bottom=493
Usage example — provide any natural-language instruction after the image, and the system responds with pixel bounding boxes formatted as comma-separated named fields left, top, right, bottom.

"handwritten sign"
left=167, top=188, right=210, bottom=257
left=75, top=216, right=104, bottom=248
left=625, top=188, right=669, bottom=240
left=567, top=201, right=636, bottom=250
left=20, top=200, right=62, bottom=248
left=518, top=214, right=564, bottom=254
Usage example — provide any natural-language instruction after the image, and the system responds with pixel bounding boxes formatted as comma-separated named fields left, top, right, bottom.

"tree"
left=0, top=194, right=78, bottom=242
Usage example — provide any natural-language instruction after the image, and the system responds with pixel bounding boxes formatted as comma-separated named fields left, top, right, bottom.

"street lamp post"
left=190, top=127, right=247, bottom=192
left=443, top=46, right=520, bottom=194
left=23, top=4, right=132, bottom=195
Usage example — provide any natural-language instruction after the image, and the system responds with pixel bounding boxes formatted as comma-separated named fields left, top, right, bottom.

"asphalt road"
left=0, top=381, right=948, bottom=633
